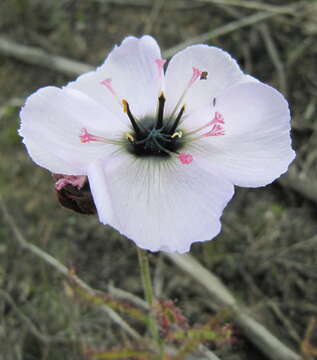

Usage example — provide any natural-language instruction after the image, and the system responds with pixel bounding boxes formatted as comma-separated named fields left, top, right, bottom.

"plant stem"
left=137, top=247, right=163, bottom=358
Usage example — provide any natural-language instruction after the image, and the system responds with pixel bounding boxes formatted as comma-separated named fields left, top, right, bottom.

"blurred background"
left=1, top=0, right=317, bottom=359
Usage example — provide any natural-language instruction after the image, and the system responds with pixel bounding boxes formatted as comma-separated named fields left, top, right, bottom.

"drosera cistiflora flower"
left=19, top=35, right=295, bottom=253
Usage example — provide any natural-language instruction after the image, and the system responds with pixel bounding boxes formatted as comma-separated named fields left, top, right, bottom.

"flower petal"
left=88, top=154, right=234, bottom=253
left=19, top=86, right=122, bottom=175
left=87, top=160, right=117, bottom=225
left=67, top=35, right=163, bottom=120
left=164, top=44, right=245, bottom=115
left=188, top=81, right=295, bottom=187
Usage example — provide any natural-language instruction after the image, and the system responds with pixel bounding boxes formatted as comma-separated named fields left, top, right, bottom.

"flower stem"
left=137, top=247, right=163, bottom=358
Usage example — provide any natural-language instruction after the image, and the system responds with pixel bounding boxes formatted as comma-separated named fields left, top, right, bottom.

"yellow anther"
left=171, top=131, right=183, bottom=139
left=122, top=99, right=128, bottom=113
left=126, top=133, right=134, bottom=142
left=159, top=91, right=166, bottom=100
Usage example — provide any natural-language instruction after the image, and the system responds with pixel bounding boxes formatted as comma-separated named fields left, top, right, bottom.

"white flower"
left=19, top=35, right=295, bottom=253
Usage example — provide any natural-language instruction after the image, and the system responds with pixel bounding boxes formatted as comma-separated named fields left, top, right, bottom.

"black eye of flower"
left=123, top=94, right=186, bottom=158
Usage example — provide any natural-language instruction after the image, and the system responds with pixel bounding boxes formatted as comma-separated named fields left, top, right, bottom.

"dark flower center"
left=123, top=94, right=185, bottom=158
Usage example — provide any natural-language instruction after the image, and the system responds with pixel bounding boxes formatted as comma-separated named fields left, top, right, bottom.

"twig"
left=94, top=0, right=152, bottom=6
left=282, top=302, right=317, bottom=316
left=0, top=289, right=51, bottom=344
left=94, top=0, right=205, bottom=9
left=108, top=284, right=148, bottom=310
left=143, top=0, right=165, bottom=34
left=267, top=259, right=317, bottom=279
left=163, top=11, right=281, bottom=58
left=250, top=235, right=317, bottom=267
left=287, top=37, right=314, bottom=68
left=198, top=0, right=301, bottom=15
left=259, top=23, right=287, bottom=94
left=301, top=317, right=317, bottom=357
left=0, top=12, right=283, bottom=71
left=268, top=300, right=301, bottom=344
left=277, top=235, right=317, bottom=256
left=165, top=253, right=302, bottom=360
left=197, top=346, right=221, bottom=360
left=0, top=194, right=142, bottom=342
left=0, top=97, right=23, bottom=120
left=278, top=167, right=317, bottom=206
left=0, top=37, right=93, bottom=77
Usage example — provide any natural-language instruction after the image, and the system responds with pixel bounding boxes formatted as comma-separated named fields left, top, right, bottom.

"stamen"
left=177, top=152, right=193, bottom=165
left=100, top=78, right=121, bottom=104
left=155, top=58, right=166, bottom=78
left=186, top=112, right=225, bottom=136
left=126, top=133, right=135, bottom=142
left=171, top=131, right=183, bottom=139
left=170, top=67, right=205, bottom=119
left=122, top=99, right=128, bottom=113
left=156, top=92, right=165, bottom=129
left=202, top=123, right=225, bottom=137
left=122, top=99, right=142, bottom=136
left=80, top=128, right=100, bottom=143
left=189, top=67, right=203, bottom=87
left=79, top=128, right=123, bottom=145
left=169, top=105, right=185, bottom=134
